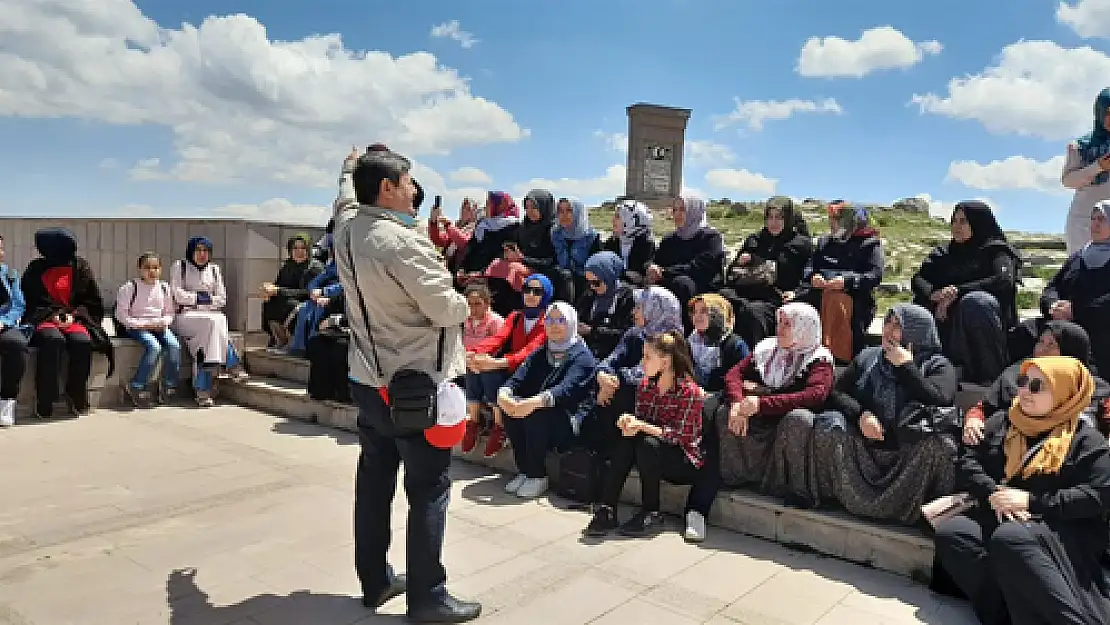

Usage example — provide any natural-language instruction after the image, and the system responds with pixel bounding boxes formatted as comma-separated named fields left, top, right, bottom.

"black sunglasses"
left=1015, top=375, right=1046, bottom=394
left=522, top=286, right=546, bottom=296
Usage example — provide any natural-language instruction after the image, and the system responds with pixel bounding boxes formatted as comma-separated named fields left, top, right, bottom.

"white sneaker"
left=504, top=473, right=527, bottom=494
left=684, top=510, right=706, bottom=543
left=0, top=399, right=14, bottom=427
left=515, top=477, right=549, bottom=499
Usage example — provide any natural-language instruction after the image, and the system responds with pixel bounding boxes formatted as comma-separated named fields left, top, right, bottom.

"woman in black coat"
left=460, top=191, right=521, bottom=275
left=911, top=200, right=1022, bottom=385
left=261, top=235, right=323, bottom=348
left=575, top=251, right=635, bottom=360
left=647, top=196, right=726, bottom=330
left=21, top=228, right=105, bottom=417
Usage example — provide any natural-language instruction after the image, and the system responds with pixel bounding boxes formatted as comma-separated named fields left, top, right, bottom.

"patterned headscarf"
left=1077, top=87, right=1110, bottom=186
left=674, top=196, right=709, bottom=240
left=856, top=304, right=947, bottom=427
left=556, top=198, right=594, bottom=241
left=634, top=286, right=684, bottom=335
left=616, top=199, right=653, bottom=245
left=752, top=303, right=832, bottom=389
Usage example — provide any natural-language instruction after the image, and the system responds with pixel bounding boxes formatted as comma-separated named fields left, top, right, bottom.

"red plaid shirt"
left=635, top=376, right=705, bottom=467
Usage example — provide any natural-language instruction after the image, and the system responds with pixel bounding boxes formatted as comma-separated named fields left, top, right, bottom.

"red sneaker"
left=482, top=424, right=507, bottom=458
left=460, top=421, right=481, bottom=453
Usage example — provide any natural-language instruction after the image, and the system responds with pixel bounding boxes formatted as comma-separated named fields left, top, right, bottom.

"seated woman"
left=584, top=331, right=711, bottom=539
left=483, top=240, right=531, bottom=317
left=688, top=294, right=749, bottom=392
left=21, top=228, right=105, bottom=417
left=260, top=235, right=323, bottom=350
left=515, top=189, right=560, bottom=295
left=551, top=198, right=602, bottom=304
left=911, top=200, right=1021, bottom=385
left=646, top=196, right=725, bottom=327
left=461, top=274, right=551, bottom=457
left=1015, top=201, right=1110, bottom=378
left=0, top=233, right=27, bottom=427
left=428, top=197, right=478, bottom=276
left=718, top=302, right=835, bottom=489
left=115, top=252, right=181, bottom=408
left=934, top=357, right=1110, bottom=625
left=171, top=236, right=247, bottom=408
left=719, top=196, right=814, bottom=347
left=461, top=283, right=505, bottom=352
left=775, top=304, right=958, bottom=523
left=965, top=321, right=1110, bottom=445
left=306, top=292, right=351, bottom=403
left=795, top=203, right=882, bottom=363
left=576, top=251, right=635, bottom=360
left=497, top=302, right=597, bottom=499
left=602, top=199, right=655, bottom=285
left=459, top=191, right=521, bottom=282
left=287, top=261, right=343, bottom=358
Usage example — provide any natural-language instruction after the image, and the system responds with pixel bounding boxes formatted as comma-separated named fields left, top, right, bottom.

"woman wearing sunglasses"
left=496, top=302, right=597, bottom=499
left=575, top=251, right=635, bottom=360
left=462, top=275, right=552, bottom=458
left=934, top=357, right=1110, bottom=625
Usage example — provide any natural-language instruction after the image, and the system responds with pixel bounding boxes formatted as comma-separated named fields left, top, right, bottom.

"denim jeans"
left=126, top=328, right=182, bottom=390
left=464, top=369, right=509, bottom=405
left=194, top=343, right=240, bottom=392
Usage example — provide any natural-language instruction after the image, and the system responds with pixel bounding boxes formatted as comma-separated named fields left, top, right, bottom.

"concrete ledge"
left=218, top=373, right=357, bottom=431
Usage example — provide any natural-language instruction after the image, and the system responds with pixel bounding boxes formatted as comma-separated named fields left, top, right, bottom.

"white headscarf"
left=617, top=200, right=653, bottom=244
left=752, top=302, right=832, bottom=389
left=545, top=301, right=581, bottom=355
left=674, top=196, right=709, bottom=240
left=1081, top=201, right=1110, bottom=269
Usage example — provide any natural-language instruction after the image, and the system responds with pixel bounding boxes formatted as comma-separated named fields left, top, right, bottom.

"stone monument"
left=624, top=103, right=692, bottom=211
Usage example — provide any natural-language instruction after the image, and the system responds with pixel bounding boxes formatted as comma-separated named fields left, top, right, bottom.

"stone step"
left=219, top=374, right=356, bottom=432
left=244, top=348, right=310, bottom=385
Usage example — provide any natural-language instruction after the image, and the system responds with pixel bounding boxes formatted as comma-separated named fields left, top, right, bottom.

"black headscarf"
left=984, top=321, right=1095, bottom=414
left=517, top=189, right=556, bottom=262
left=952, top=200, right=1006, bottom=250
left=186, top=236, right=213, bottom=270
left=35, top=228, right=78, bottom=268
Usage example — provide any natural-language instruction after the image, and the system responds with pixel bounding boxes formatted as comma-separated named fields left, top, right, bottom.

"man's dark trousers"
left=352, top=382, right=451, bottom=606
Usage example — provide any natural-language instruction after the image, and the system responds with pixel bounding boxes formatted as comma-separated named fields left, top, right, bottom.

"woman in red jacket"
left=461, top=274, right=552, bottom=457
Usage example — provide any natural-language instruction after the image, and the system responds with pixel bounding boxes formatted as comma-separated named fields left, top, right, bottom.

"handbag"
left=896, top=404, right=961, bottom=444
left=727, top=259, right=777, bottom=288
left=344, top=220, right=446, bottom=436
left=555, top=446, right=603, bottom=507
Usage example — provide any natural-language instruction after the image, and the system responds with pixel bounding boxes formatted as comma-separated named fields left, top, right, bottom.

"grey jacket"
left=335, top=206, right=468, bottom=388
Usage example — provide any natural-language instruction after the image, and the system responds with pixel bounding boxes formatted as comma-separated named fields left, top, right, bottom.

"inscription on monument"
left=643, top=145, right=672, bottom=195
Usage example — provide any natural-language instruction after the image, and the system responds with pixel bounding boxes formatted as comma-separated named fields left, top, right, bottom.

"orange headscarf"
left=1004, top=356, right=1095, bottom=480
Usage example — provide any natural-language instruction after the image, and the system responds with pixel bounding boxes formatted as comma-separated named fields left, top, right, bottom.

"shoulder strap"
left=129, top=279, right=139, bottom=308
left=180, top=260, right=187, bottom=283
left=1002, top=436, right=1050, bottom=486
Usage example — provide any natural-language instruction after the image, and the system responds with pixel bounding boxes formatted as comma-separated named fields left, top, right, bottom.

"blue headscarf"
left=186, top=236, right=214, bottom=270
left=584, top=251, right=625, bottom=318
left=1077, top=87, right=1110, bottom=186
left=552, top=198, right=598, bottom=275
left=34, top=228, right=77, bottom=268
left=634, top=286, right=684, bottom=335
left=522, top=273, right=553, bottom=319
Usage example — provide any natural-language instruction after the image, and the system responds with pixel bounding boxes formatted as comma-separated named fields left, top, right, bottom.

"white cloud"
left=796, top=26, right=942, bottom=78
left=430, top=20, right=479, bottom=49
left=946, top=155, right=1067, bottom=193
left=704, top=169, right=778, bottom=195
left=1057, top=0, right=1110, bottom=39
left=908, top=193, right=1000, bottom=220
left=513, top=165, right=626, bottom=201
left=911, top=41, right=1110, bottom=142
left=0, top=1, right=525, bottom=190
left=681, top=186, right=708, bottom=200
left=209, top=198, right=332, bottom=225
left=448, top=166, right=492, bottom=185
left=686, top=140, right=735, bottom=167
left=713, top=98, right=842, bottom=131
left=593, top=130, right=628, bottom=153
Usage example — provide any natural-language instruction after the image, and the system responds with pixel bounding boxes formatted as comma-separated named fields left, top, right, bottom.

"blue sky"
left=2, top=0, right=1109, bottom=233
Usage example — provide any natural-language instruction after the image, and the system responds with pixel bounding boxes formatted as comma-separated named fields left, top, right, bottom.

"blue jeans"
left=126, top=329, right=182, bottom=390
left=194, top=343, right=241, bottom=392
left=464, top=370, right=509, bottom=405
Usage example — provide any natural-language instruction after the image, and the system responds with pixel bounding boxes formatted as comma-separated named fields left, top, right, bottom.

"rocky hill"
left=588, top=198, right=1067, bottom=313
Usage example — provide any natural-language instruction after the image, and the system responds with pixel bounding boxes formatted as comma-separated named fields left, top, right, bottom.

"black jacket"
left=575, top=283, right=636, bottom=360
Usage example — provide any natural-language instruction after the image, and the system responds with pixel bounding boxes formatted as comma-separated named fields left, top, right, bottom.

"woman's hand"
left=506, top=396, right=541, bottom=419
left=989, top=487, right=1031, bottom=516
left=780, top=291, right=795, bottom=303
left=883, top=338, right=913, bottom=367
left=860, top=412, right=885, bottom=441
left=962, top=418, right=985, bottom=446
left=578, top=323, right=591, bottom=336
left=727, top=404, right=749, bottom=437
left=734, top=395, right=759, bottom=418
left=310, top=288, right=324, bottom=301
left=811, top=274, right=827, bottom=289
left=826, top=276, right=846, bottom=291
left=617, top=413, right=639, bottom=437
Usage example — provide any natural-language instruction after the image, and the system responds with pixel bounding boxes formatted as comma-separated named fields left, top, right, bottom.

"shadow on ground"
left=271, top=418, right=358, bottom=445
left=166, top=568, right=403, bottom=624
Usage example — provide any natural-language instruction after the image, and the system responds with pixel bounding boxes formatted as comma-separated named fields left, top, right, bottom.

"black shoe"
left=618, top=511, right=665, bottom=537
left=362, top=574, right=407, bottom=609
left=406, top=594, right=482, bottom=623
left=34, top=401, right=52, bottom=418
left=65, top=394, right=91, bottom=416
left=584, top=505, right=618, bottom=537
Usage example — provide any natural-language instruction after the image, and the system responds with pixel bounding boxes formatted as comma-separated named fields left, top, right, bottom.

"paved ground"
left=0, top=406, right=977, bottom=625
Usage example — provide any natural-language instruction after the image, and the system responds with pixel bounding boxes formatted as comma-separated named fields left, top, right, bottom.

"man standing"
left=335, top=147, right=480, bottom=623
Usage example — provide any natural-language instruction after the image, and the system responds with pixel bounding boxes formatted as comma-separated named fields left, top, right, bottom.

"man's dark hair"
left=352, top=149, right=411, bottom=206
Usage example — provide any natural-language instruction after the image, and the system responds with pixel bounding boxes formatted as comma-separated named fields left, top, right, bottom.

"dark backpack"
left=554, top=447, right=604, bottom=507
left=112, top=279, right=171, bottom=337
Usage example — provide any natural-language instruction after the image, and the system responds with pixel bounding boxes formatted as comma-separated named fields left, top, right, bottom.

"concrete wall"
left=0, top=218, right=325, bottom=331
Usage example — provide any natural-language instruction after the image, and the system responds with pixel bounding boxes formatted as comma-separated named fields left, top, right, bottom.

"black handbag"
left=727, top=259, right=777, bottom=288
left=344, top=221, right=445, bottom=436
left=896, top=403, right=961, bottom=443
left=555, top=447, right=603, bottom=506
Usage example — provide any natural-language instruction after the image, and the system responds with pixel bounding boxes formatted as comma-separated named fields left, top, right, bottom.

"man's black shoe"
left=362, top=574, right=407, bottom=609
left=407, top=594, right=482, bottom=623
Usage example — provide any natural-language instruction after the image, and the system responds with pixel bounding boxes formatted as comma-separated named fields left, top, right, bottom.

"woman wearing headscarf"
left=460, top=191, right=521, bottom=276
left=602, top=199, right=656, bottom=285
left=687, top=294, right=749, bottom=393
left=171, top=236, right=246, bottom=408
left=497, top=302, right=597, bottom=499
left=576, top=251, right=635, bottom=360
left=719, top=196, right=815, bottom=347
left=934, top=357, right=1110, bottom=625
left=428, top=197, right=479, bottom=275
left=778, top=304, right=958, bottom=523
left=795, top=203, right=883, bottom=363
left=551, top=198, right=603, bottom=303
left=514, top=189, right=558, bottom=277
left=718, top=303, right=836, bottom=488
left=260, top=235, right=323, bottom=350
left=647, top=196, right=726, bottom=328
left=1062, top=88, right=1110, bottom=254
left=21, top=228, right=105, bottom=417
left=462, top=274, right=552, bottom=458
left=1018, top=201, right=1110, bottom=379
left=286, top=249, right=343, bottom=358
left=0, top=233, right=27, bottom=426
left=912, top=201, right=1021, bottom=385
